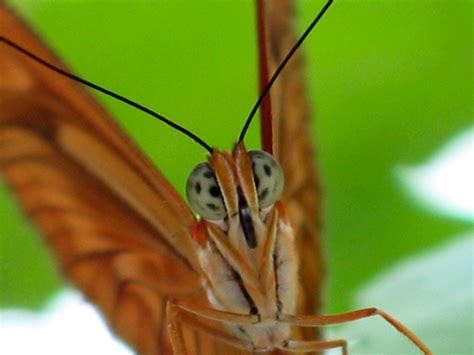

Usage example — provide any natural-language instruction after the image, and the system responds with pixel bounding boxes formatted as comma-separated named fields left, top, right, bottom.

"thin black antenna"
left=238, top=0, right=334, bottom=143
left=0, top=36, right=213, bottom=153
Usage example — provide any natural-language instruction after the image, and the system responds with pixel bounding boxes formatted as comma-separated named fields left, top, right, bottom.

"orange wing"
left=1, top=1, right=322, bottom=354
left=257, top=0, right=325, bottom=323
left=0, top=3, right=207, bottom=354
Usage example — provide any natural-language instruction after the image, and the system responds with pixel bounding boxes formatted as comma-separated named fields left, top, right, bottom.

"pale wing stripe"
left=7, top=182, right=170, bottom=255
left=58, top=124, right=198, bottom=260
left=1, top=124, right=197, bottom=263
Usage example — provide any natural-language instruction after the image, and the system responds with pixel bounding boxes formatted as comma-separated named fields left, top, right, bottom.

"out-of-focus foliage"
left=1, top=0, right=471, bottom=332
left=329, top=234, right=473, bottom=354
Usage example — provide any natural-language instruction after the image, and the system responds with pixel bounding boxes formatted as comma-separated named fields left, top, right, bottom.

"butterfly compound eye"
left=249, top=150, right=284, bottom=209
left=186, top=163, right=226, bottom=220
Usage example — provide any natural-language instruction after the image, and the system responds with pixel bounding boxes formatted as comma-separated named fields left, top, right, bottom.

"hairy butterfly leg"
left=280, top=308, right=431, bottom=355
left=166, top=298, right=257, bottom=355
left=279, top=339, right=347, bottom=354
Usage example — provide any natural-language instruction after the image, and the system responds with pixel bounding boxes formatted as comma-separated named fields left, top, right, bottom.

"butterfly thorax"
left=191, top=144, right=299, bottom=350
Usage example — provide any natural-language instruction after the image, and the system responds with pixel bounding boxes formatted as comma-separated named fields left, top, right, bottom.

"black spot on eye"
left=209, top=185, right=221, bottom=197
left=203, top=170, right=213, bottom=178
left=206, top=203, right=218, bottom=211
left=195, top=182, right=201, bottom=194
left=254, top=176, right=260, bottom=188
left=259, top=188, right=268, bottom=200
left=264, top=164, right=272, bottom=176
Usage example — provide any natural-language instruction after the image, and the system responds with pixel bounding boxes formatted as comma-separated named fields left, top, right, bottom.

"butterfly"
left=0, top=0, right=431, bottom=354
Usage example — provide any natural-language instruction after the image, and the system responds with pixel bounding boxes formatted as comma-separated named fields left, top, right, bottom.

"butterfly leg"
left=279, top=339, right=347, bottom=354
left=279, top=307, right=431, bottom=355
left=166, top=298, right=256, bottom=355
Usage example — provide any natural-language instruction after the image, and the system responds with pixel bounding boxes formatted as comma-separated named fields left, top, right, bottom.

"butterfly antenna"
left=238, top=0, right=334, bottom=143
left=0, top=36, right=213, bottom=153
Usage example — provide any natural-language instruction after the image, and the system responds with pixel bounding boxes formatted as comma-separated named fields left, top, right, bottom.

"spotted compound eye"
left=186, top=162, right=226, bottom=220
left=249, top=150, right=284, bottom=209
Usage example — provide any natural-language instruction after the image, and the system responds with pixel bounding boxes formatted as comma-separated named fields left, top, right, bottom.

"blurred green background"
left=0, top=0, right=471, bottom=343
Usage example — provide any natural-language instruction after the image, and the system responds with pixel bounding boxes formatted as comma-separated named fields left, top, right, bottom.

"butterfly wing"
left=257, top=0, right=325, bottom=323
left=1, top=1, right=323, bottom=353
left=0, top=4, right=205, bottom=354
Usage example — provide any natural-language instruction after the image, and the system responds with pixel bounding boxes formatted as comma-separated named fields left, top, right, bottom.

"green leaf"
left=328, top=235, right=474, bottom=354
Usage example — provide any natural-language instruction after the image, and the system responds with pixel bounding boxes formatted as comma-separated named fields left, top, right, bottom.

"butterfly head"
left=186, top=142, right=284, bottom=248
